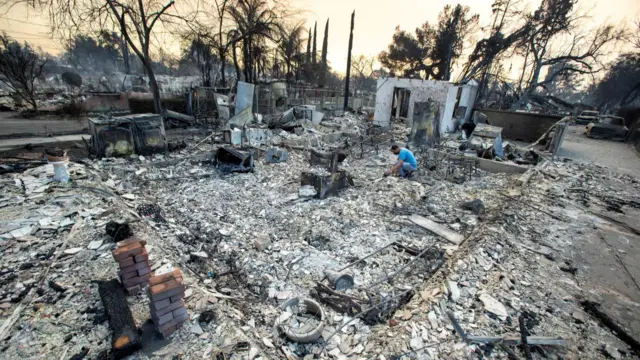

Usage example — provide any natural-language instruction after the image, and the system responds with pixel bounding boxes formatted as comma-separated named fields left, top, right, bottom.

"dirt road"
left=0, top=112, right=87, bottom=138
left=559, top=125, right=640, bottom=177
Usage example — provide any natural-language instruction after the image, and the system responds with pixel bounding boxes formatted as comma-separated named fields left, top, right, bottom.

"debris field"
left=1, top=115, right=639, bottom=360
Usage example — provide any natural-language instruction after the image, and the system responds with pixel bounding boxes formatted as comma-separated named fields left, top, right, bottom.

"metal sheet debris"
left=235, top=81, right=255, bottom=114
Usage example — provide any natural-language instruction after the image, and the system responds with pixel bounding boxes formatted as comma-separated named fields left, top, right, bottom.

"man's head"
left=391, top=145, right=401, bottom=155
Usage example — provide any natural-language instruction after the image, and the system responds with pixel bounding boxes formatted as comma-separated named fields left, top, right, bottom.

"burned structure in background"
left=87, top=114, right=167, bottom=157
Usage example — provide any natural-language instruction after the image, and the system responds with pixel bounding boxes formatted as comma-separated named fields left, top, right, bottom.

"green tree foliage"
left=312, top=22, right=317, bottom=65
left=228, top=0, right=281, bottom=83
left=277, top=22, right=305, bottom=82
left=432, top=5, right=479, bottom=80
left=593, top=54, right=640, bottom=107
left=182, top=36, right=218, bottom=87
left=379, top=4, right=478, bottom=80
left=319, top=18, right=329, bottom=86
left=66, top=33, right=122, bottom=72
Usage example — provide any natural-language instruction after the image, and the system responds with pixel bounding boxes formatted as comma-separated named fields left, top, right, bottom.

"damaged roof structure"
left=1, top=108, right=640, bottom=360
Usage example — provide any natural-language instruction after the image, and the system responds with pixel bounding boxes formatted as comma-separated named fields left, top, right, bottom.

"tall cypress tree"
left=344, top=11, right=355, bottom=110
left=312, top=22, right=317, bottom=65
left=320, top=18, right=329, bottom=87
left=306, top=27, right=312, bottom=65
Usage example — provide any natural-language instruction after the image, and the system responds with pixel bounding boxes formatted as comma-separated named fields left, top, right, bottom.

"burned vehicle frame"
left=585, top=116, right=629, bottom=141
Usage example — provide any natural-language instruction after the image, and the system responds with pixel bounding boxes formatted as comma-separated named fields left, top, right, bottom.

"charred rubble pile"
left=1, top=115, right=639, bottom=360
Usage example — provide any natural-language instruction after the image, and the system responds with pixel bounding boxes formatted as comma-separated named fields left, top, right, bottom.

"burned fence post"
left=519, top=313, right=534, bottom=360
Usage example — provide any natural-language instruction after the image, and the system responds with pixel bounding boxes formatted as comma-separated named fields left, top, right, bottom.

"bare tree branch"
left=0, top=33, right=47, bottom=110
left=148, top=0, right=174, bottom=32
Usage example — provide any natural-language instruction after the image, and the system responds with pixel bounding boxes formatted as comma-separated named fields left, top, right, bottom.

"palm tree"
left=229, top=29, right=242, bottom=83
left=228, top=0, right=281, bottom=83
left=251, top=39, right=270, bottom=81
left=278, top=22, right=305, bottom=82
left=184, top=35, right=216, bottom=86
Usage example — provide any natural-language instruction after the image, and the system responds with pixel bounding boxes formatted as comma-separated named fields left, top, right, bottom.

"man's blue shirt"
left=398, top=148, right=417, bottom=168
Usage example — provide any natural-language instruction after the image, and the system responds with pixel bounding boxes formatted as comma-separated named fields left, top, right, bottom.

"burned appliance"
left=215, top=147, right=254, bottom=173
left=88, top=116, right=135, bottom=157
left=300, top=170, right=354, bottom=199
left=129, top=114, right=168, bottom=155
left=88, top=114, right=167, bottom=157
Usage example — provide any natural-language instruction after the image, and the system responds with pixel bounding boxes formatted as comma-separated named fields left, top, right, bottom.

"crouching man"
left=384, top=145, right=417, bottom=178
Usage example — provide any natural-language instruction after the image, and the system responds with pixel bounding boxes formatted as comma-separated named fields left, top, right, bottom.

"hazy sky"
left=297, top=0, right=640, bottom=73
left=1, top=0, right=638, bottom=76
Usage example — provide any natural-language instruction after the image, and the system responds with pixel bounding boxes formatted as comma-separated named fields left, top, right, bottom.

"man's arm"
left=391, top=160, right=403, bottom=172
left=385, top=160, right=403, bottom=175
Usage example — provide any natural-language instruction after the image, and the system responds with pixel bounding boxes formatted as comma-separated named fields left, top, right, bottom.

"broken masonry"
left=111, top=239, right=151, bottom=295
left=148, top=269, right=188, bottom=338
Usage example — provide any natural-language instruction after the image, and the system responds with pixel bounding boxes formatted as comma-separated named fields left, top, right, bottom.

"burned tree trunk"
left=146, top=64, right=163, bottom=115
left=242, top=40, right=250, bottom=82
left=220, top=48, right=227, bottom=87
left=232, top=42, right=241, bottom=84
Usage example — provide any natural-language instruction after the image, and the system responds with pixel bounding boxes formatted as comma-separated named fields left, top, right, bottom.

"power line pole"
left=344, top=10, right=355, bottom=111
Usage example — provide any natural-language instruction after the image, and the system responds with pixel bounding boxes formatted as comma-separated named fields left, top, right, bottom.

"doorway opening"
left=391, top=88, right=411, bottom=120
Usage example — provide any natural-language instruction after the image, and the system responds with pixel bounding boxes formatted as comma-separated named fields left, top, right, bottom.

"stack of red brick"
left=111, top=239, right=151, bottom=295
left=148, top=269, right=187, bottom=338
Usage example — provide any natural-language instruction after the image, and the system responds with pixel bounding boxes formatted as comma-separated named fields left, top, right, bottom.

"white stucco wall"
left=459, top=81, right=479, bottom=122
left=373, top=78, right=457, bottom=135
left=442, top=86, right=459, bottom=133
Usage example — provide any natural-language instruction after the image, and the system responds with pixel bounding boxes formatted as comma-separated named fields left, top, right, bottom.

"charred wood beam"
left=519, top=314, right=533, bottom=360
left=98, top=279, right=141, bottom=359
left=392, top=242, right=423, bottom=257
left=446, top=310, right=468, bottom=343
